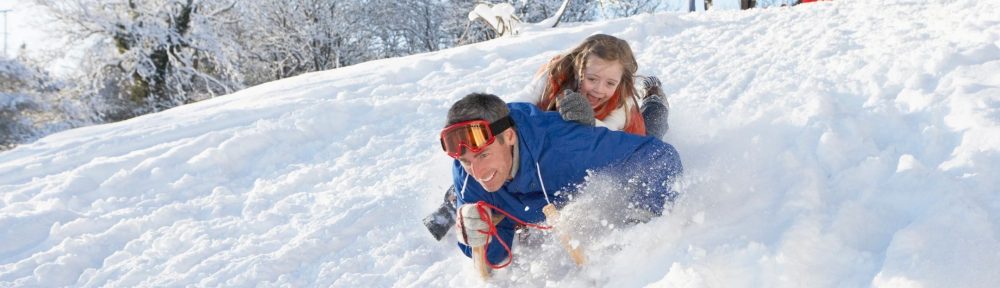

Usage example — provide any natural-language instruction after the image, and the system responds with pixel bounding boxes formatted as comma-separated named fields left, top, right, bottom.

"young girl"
left=535, top=33, right=669, bottom=137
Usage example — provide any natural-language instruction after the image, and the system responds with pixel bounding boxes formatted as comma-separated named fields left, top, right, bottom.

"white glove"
left=456, top=204, right=492, bottom=247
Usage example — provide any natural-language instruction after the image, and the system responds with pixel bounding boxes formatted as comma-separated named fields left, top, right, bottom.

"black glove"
left=557, top=90, right=595, bottom=126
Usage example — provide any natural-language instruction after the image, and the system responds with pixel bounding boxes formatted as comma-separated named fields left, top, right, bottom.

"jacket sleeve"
left=616, top=141, right=683, bottom=216
left=540, top=114, right=683, bottom=215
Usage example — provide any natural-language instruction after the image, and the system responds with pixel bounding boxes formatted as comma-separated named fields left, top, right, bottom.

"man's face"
left=456, top=130, right=516, bottom=192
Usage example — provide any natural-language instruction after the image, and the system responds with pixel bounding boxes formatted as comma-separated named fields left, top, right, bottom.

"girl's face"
left=579, top=55, right=625, bottom=109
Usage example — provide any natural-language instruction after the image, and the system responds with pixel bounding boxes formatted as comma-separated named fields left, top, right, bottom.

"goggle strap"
left=488, top=115, right=513, bottom=136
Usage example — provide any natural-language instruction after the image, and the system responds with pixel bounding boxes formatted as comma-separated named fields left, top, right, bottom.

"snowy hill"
left=2, top=0, right=999, bottom=287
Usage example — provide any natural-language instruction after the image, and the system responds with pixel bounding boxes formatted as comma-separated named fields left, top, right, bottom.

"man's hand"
left=456, top=204, right=492, bottom=247
left=557, top=90, right=595, bottom=126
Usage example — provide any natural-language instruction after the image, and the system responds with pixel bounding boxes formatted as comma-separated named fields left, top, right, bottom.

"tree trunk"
left=551, top=0, right=571, bottom=28
left=155, top=0, right=193, bottom=109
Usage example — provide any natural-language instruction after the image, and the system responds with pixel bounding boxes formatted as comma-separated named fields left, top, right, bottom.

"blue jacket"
left=452, top=103, right=683, bottom=266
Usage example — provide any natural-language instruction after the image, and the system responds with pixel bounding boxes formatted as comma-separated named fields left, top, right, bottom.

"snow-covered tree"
left=367, top=0, right=452, bottom=59
left=231, top=1, right=362, bottom=85
left=518, top=0, right=596, bottom=24
left=598, top=0, right=662, bottom=18
left=34, top=0, right=243, bottom=121
left=233, top=0, right=462, bottom=85
left=0, top=56, right=87, bottom=150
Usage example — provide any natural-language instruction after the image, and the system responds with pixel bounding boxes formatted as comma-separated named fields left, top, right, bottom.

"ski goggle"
left=439, top=115, right=513, bottom=158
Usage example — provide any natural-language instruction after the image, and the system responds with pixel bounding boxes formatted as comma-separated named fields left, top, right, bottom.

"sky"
left=2, top=0, right=999, bottom=287
left=0, top=0, right=52, bottom=58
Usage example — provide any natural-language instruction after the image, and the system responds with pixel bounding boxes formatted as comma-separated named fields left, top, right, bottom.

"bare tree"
left=234, top=0, right=463, bottom=85
left=232, top=1, right=372, bottom=84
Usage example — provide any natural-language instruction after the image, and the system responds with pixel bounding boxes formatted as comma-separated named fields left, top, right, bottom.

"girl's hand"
left=557, top=90, right=595, bottom=126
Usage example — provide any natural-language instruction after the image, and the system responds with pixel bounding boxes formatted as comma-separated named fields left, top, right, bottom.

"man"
left=440, top=92, right=683, bottom=269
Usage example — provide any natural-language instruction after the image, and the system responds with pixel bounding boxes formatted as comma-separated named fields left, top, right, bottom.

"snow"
left=2, top=0, right=1000, bottom=287
left=469, top=3, right=519, bottom=36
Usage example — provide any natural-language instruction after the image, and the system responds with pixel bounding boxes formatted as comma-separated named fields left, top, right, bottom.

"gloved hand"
left=456, top=204, right=492, bottom=247
left=556, top=90, right=595, bottom=126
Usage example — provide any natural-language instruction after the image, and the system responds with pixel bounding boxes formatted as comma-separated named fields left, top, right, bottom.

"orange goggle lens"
left=440, top=116, right=512, bottom=158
